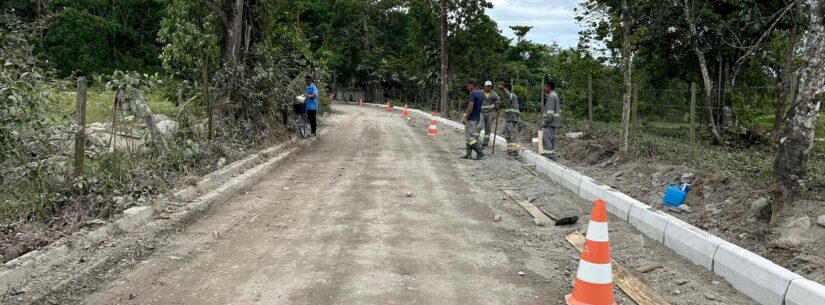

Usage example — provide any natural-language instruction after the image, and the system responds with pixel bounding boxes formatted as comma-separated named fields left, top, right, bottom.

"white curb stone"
left=601, top=188, right=641, bottom=221
left=714, top=243, right=802, bottom=305
left=663, top=216, right=727, bottom=270
left=558, top=167, right=583, bottom=199
left=785, top=279, right=825, bottom=305
left=578, top=177, right=606, bottom=203
left=627, top=205, right=669, bottom=242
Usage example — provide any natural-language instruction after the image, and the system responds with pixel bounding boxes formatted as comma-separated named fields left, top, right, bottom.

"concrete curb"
left=359, top=102, right=825, bottom=305
left=785, top=279, right=825, bottom=305
left=0, top=135, right=314, bottom=296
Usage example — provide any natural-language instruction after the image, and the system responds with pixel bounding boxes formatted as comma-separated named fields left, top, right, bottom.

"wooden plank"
left=537, top=130, right=544, bottom=154
left=501, top=189, right=552, bottom=226
left=565, top=232, right=672, bottom=305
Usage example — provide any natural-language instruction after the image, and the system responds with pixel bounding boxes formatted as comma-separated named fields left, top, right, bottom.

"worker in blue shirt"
left=461, top=79, right=485, bottom=160
left=304, top=75, right=319, bottom=137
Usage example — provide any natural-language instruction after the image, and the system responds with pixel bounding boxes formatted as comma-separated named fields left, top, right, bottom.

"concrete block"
left=663, top=217, right=727, bottom=270
left=601, top=189, right=644, bottom=222
left=115, top=206, right=154, bottom=232
left=627, top=205, right=669, bottom=242
left=559, top=167, right=583, bottom=195
left=785, top=279, right=825, bottom=305
left=578, top=177, right=606, bottom=202
left=714, top=243, right=802, bottom=305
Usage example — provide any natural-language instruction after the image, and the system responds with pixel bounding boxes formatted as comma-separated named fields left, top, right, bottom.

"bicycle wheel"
left=298, top=114, right=308, bottom=138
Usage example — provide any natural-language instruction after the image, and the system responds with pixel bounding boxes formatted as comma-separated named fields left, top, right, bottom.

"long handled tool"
left=492, top=107, right=500, bottom=155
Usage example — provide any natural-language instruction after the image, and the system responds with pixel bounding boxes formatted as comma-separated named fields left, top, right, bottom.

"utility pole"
left=439, top=0, right=449, bottom=115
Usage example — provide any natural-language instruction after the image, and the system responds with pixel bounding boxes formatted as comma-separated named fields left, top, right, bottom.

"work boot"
left=473, top=143, right=485, bottom=160
left=461, top=144, right=473, bottom=159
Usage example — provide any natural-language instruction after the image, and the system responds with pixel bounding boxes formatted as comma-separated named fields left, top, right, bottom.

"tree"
left=440, top=0, right=448, bottom=114
left=509, top=25, right=532, bottom=44
left=619, top=0, right=632, bottom=157
left=770, top=0, right=825, bottom=224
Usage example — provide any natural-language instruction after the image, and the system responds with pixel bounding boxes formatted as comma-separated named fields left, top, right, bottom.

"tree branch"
left=200, top=0, right=228, bottom=25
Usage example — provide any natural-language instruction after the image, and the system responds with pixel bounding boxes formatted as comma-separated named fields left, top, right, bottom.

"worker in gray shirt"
left=542, top=81, right=560, bottom=159
left=497, top=83, right=519, bottom=143
left=480, top=81, right=499, bottom=148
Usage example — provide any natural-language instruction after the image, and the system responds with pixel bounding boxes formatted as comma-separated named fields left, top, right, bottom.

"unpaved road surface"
left=76, top=105, right=755, bottom=305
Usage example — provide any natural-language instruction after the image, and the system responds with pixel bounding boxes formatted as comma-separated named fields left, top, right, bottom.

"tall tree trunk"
left=619, top=0, right=632, bottom=157
left=682, top=0, right=723, bottom=144
left=771, top=0, right=825, bottom=224
left=222, top=0, right=245, bottom=66
left=774, top=11, right=801, bottom=140
left=439, top=0, right=449, bottom=115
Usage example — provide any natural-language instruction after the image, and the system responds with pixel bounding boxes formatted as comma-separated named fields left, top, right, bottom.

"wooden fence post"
left=631, top=85, right=639, bottom=143
left=74, top=77, right=88, bottom=175
left=588, top=74, right=593, bottom=131
left=203, top=49, right=214, bottom=140
left=690, top=82, right=697, bottom=157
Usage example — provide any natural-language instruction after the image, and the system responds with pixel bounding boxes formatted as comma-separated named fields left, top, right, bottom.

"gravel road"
left=75, top=105, right=756, bottom=305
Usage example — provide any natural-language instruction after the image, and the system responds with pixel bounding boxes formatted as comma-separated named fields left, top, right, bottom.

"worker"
left=542, top=81, right=560, bottom=159
left=497, top=83, right=519, bottom=143
left=304, top=75, right=319, bottom=137
left=480, top=80, right=499, bottom=148
left=461, top=79, right=485, bottom=160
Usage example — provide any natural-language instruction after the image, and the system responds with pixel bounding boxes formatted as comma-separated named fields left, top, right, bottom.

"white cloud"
left=488, top=0, right=583, bottom=48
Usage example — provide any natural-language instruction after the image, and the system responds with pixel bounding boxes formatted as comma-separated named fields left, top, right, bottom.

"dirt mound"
left=554, top=136, right=825, bottom=285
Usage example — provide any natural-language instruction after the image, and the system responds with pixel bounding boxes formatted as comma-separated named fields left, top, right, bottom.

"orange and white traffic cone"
left=566, top=199, right=616, bottom=305
left=402, top=104, right=409, bottom=118
left=359, top=98, right=364, bottom=106
left=386, top=102, right=392, bottom=112
left=428, top=112, right=439, bottom=136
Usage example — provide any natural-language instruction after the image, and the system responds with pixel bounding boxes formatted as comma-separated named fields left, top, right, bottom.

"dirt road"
left=76, top=105, right=755, bottom=305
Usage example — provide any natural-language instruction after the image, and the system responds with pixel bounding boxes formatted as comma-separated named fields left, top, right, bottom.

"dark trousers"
left=307, top=110, right=317, bottom=134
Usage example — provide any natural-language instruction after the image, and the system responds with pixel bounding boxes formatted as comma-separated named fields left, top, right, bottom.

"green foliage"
left=42, top=8, right=116, bottom=76
left=40, top=0, right=164, bottom=76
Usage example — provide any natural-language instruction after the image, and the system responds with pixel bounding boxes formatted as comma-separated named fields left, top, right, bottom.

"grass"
left=54, top=88, right=180, bottom=123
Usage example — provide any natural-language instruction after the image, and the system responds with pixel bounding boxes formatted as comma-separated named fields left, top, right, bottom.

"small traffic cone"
left=428, top=112, right=439, bottom=136
left=359, top=98, right=363, bottom=106
left=386, top=102, right=392, bottom=112
left=402, top=104, right=409, bottom=118
left=566, top=199, right=616, bottom=305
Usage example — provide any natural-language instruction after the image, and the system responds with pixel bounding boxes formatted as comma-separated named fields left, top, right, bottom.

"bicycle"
left=293, top=96, right=308, bottom=139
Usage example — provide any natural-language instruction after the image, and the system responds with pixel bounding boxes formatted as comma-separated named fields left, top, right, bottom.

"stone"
left=778, top=216, right=812, bottom=246
left=405, top=192, right=413, bottom=197
left=113, top=196, right=126, bottom=205
left=704, top=293, right=716, bottom=300
left=494, top=215, right=502, bottom=222
left=817, top=215, right=825, bottom=228
left=750, top=197, right=769, bottom=213
left=518, top=271, right=525, bottom=276
left=673, top=289, right=681, bottom=295
left=216, top=157, right=226, bottom=169
left=680, top=173, right=695, bottom=183
left=678, top=204, right=692, bottom=213
left=612, top=171, right=625, bottom=179
left=712, top=281, right=720, bottom=285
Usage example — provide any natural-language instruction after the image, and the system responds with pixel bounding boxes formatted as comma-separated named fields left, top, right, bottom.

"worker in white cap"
left=480, top=80, right=500, bottom=148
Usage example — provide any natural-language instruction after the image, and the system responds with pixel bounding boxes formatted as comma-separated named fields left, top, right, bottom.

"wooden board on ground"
left=565, top=232, right=671, bottom=305
left=537, top=130, right=544, bottom=154
left=501, top=189, right=552, bottom=226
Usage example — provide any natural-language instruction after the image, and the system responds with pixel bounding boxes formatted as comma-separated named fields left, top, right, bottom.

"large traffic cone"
left=428, top=112, right=439, bottom=136
left=359, top=98, right=364, bottom=106
left=566, top=199, right=616, bottom=305
left=402, top=104, right=409, bottom=118
left=386, top=102, right=392, bottom=112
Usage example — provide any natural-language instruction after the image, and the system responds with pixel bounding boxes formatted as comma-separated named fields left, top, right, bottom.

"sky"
left=487, top=0, right=583, bottom=48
